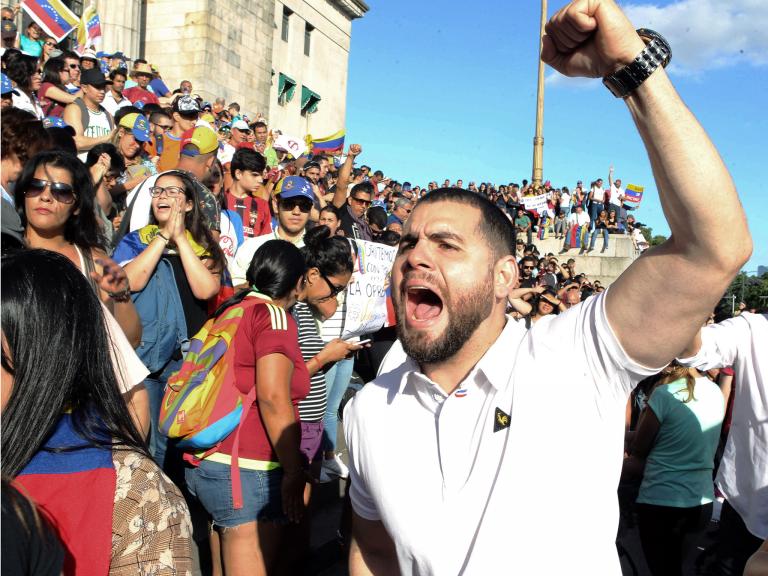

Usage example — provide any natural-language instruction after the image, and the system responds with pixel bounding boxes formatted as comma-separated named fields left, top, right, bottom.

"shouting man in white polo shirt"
left=343, top=1, right=752, bottom=574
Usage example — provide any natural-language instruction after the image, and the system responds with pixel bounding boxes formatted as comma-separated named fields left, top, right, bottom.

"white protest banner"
left=342, top=239, right=397, bottom=339
left=521, top=194, right=549, bottom=213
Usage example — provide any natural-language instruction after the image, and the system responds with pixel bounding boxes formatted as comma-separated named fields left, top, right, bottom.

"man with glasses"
left=145, top=109, right=173, bottom=157
left=388, top=197, right=413, bottom=228
left=230, top=175, right=313, bottom=286
left=331, top=143, right=374, bottom=241
left=61, top=50, right=82, bottom=92
left=518, top=256, right=537, bottom=288
left=102, top=68, right=131, bottom=116
left=155, top=95, right=200, bottom=171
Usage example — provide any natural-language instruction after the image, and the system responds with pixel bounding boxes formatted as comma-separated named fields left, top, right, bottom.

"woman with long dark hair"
left=38, top=56, right=81, bottom=118
left=623, top=363, right=725, bottom=576
left=114, top=170, right=226, bottom=469
left=15, top=150, right=148, bottom=434
left=5, top=52, right=43, bottom=119
left=185, top=239, right=310, bottom=576
left=1, top=249, right=192, bottom=573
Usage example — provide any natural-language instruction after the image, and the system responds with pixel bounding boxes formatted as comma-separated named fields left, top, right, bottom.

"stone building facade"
left=6, top=0, right=367, bottom=136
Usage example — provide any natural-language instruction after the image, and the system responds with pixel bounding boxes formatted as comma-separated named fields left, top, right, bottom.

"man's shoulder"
left=347, top=370, right=406, bottom=420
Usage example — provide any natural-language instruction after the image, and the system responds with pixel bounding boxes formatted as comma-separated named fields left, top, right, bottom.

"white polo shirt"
left=345, top=292, right=658, bottom=575
left=230, top=229, right=305, bottom=286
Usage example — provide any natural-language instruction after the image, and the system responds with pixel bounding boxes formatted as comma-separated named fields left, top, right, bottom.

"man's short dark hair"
left=367, top=206, right=387, bottom=230
left=519, top=256, right=536, bottom=269
left=253, top=121, right=267, bottom=130
left=149, top=109, right=171, bottom=125
left=230, top=148, right=266, bottom=177
left=109, top=69, right=127, bottom=81
left=417, top=188, right=515, bottom=260
left=61, top=50, right=79, bottom=61
left=350, top=181, right=374, bottom=197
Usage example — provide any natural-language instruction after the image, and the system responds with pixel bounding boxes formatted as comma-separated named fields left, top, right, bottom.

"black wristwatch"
left=602, top=29, right=671, bottom=98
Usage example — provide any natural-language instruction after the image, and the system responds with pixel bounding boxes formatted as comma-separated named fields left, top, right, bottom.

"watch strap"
left=603, top=33, right=671, bottom=98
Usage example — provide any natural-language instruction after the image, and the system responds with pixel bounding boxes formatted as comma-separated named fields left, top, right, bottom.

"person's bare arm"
left=349, top=513, right=400, bottom=576
left=542, top=0, right=751, bottom=369
left=745, top=539, right=768, bottom=576
left=256, top=353, right=305, bottom=523
left=123, top=384, right=150, bottom=439
left=42, top=84, right=81, bottom=104
left=621, top=404, right=660, bottom=482
left=333, top=144, right=361, bottom=209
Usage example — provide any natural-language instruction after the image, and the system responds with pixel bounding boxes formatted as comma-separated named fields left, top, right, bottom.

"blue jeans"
left=589, top=202, right=604, bottom=230
left=144, top=356, right=183, bottom=472
left=589, top=227, right=609, bottom=250
left=322, top=357, right=354, bottom=453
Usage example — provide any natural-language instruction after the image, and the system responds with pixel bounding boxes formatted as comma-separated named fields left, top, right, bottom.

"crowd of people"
left=1, top=2, right=766, bottom=575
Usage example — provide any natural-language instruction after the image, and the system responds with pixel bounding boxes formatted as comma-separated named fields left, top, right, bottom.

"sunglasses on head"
left=24, top=178, right=76, bottom=204
left=279, top=197, right=312, bottom=213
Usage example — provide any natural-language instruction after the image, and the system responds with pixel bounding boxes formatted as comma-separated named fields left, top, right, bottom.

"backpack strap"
left=73, top=97, right=90, bottom=133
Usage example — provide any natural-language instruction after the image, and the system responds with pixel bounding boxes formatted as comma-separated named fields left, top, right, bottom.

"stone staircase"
left=532, top=233, right=638, bottom=286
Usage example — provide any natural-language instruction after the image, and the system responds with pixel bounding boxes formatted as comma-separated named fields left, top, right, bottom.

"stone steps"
left=531, top=234, right=638, bottom=286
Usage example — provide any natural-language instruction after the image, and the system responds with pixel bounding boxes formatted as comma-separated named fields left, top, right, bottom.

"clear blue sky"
left=344, top=0, right=767, bottom=272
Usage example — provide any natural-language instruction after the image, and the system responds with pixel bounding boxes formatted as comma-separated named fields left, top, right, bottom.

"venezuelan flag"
left=21, top=0, right=79, bottom=43
left=311, top=129, right=345, bottom=155
left=76, top=4, right=101, bottom=53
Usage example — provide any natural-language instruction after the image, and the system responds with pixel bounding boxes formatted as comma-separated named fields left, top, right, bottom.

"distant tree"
left=722, top=272, right=768, bottom=312
left=639, top=226, right=666, bottom=246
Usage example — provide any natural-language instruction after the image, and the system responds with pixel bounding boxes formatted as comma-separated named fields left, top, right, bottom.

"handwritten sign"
left=342, top=239, right=397, bottom=338
left=521, top=194, right=549, bottom=213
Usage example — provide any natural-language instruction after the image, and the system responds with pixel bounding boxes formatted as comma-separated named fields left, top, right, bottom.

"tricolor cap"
left=1, top=19, right=17, bottom=40
left=1, top=72, right=12, bottom=95
left=275, top=176, right=313, bottom=202
left=42, top=116, right=75, bottom=135
left=231, top=118, right=249, bottom=131
left=119, top=113, right=151, bottom=142
left=180, top=126, right=219, bottom=156
left=133, top=100, right=145, bottom=110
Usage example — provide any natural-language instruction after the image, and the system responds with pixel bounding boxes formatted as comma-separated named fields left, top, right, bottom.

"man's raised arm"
left=332, top=144, right=362, bottom=209
left=542, top=0, right=751, bottom=369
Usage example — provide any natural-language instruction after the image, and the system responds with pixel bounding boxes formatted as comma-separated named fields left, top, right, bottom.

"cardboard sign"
left=521, top=194, right=549, bottom=213
left=342, top=240, right=397, bottom=338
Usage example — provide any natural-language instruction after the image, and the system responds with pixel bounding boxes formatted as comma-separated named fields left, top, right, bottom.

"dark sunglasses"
left=68, top=63, right=80, bottom=70
left=318, top=272, right=345, bottom=302
left=351, top=196, right=372, bottom=207
left=24, top=178, right=76, bottom=204
left=279, top=197, right=312, bottom=213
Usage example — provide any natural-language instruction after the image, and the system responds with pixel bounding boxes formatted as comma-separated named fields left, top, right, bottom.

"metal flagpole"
left=532, top=0, right=547, bottom=188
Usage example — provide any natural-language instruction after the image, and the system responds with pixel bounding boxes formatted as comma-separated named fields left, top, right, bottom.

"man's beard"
left=395, top=273, right=494, bottom=365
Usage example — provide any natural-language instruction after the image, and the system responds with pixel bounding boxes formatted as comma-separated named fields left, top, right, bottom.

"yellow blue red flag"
left=21, top=0, right=79, bottom=43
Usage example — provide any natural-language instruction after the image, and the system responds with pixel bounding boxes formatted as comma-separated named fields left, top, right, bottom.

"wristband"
left=155, top=231, right=170, bottom=243
left=107, top=287, right=131, bottom=302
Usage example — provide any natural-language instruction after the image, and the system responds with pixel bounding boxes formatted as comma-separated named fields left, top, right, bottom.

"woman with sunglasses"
left=40, top=36, right=57, bottom=66
left=5, top=52, right=43, bottom=119
left=113, top=170, right=226, bottom=469
left=15, top=150, right=149, bottom=434
left=2, top=249, right=193, bottom=574
left=38, top=56, right=82, bottom=118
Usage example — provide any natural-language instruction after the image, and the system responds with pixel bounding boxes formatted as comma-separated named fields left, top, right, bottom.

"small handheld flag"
left=310, top=129, right=345, bottom=156
left=75, top=4, right=102, bottom=54
left=21, top=0, right=79, bottom=43
left=624, top=184, right=644, bottom=204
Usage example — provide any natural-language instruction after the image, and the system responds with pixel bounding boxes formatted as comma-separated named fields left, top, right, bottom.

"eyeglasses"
left=157, top=124, right=173, bottom=131
left=149, top=185, right=186, bottom=197
left=522, top=265, right=535, bottom=270
left=24, top=178, right=76, bottom=204
left=317, top=272, right=345, bottom=302
left=279, top=197, right=313, bottom=213
left=351, top=196, right=372, bottom=207
left=68, top=64, right=80, bottom=70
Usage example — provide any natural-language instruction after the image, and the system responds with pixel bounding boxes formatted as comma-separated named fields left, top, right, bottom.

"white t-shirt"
left=11, top=89, right=44, bottom=119
left=345, top=292, right=658, bottom=575
left=560, top=191, right=571, bottom=211
left=77, top=107, right=113, bottom=162
left=568, top=210, right=590, bottom=227
left=102, top=90, right=132, bottom=117
left=610, top=183, right=624, bottom=206
left=125, top=174, right=161, bottom=233
left=591, top=185, right=606, bottom=203
left=678, top=312, right=768, bottom=539
left=230, top=229, right=305, bottom=286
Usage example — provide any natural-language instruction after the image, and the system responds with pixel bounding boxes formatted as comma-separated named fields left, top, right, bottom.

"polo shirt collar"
left=399, top=317, right=524, bottom=396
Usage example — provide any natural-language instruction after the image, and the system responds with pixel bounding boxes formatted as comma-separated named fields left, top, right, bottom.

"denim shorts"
left=185, top=459, right=286, bottom=528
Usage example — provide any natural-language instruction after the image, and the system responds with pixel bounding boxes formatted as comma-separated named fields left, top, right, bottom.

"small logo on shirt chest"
left=494, top=407, right=510, bottom=432
left=454, top=388, right=468, bottom=398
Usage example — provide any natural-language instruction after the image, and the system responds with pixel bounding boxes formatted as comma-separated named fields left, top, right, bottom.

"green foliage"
left=723, top=272, right=768, bottom=312
left=640, top=226, right=667, bottom=247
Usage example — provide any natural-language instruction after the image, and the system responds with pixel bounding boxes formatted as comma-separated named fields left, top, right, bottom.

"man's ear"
left=493, top=255, right=518, bottom=301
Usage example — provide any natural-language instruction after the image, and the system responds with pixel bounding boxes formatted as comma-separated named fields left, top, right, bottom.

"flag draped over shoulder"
left=310, top=130, right=345, bottom=155
left=75, top=4, right=101, bottom=53
left=21, top=0, right=79, bottom=43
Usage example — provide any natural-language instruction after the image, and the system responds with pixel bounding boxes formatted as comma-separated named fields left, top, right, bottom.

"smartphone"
left=354, top=339, right=372, bottom=346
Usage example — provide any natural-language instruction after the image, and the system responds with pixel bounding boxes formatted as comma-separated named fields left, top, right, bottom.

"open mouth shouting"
left=404, top=283, right=444, bottom=328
